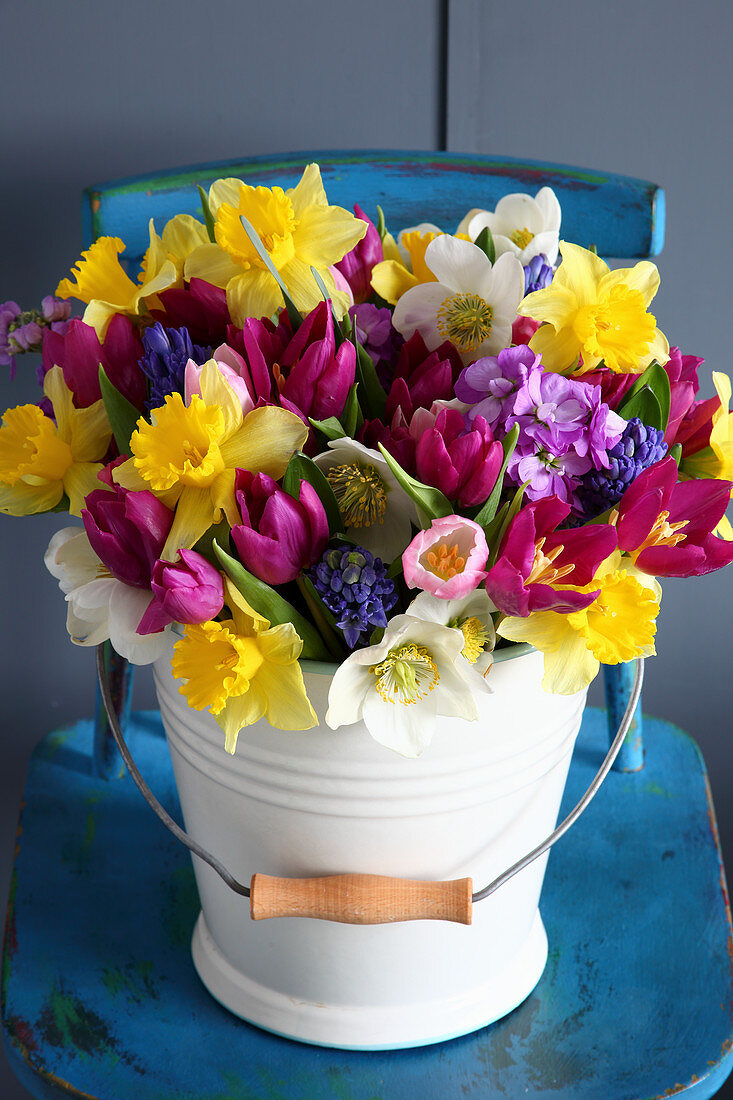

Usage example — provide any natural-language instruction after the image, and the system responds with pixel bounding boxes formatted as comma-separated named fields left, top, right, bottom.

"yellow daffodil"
left=171, top=578, right=317, bottom=752
left=497, top=553, right=661, bottom=694
left=370, top=225, right=442, bottom=304
left=183, top=164, right=367, bottom=325
left=113, top=360, right=307, bottom=558
left=139, top=214, right=210, bottom=288
left=518, top=241, right=669, bottom=375
left=0, top=367, right=111, bottom=517
left=56, top=236, right=178, bottom=338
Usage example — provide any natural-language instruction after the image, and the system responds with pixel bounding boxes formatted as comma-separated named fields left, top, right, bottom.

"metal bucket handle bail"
left=96, top=645, right=643, bottom=927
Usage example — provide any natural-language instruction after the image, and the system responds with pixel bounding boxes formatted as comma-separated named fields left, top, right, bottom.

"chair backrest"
left=83, top=150, right=664, bottom=261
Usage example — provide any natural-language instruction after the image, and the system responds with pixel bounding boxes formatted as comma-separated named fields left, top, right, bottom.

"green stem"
left=296, top=577, right=345, bottom=662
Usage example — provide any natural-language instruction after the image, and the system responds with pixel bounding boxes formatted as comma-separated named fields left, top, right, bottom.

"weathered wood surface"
left=3, top=707, right=731, bottom=1098
left=82, top=150, right=664, bottom=264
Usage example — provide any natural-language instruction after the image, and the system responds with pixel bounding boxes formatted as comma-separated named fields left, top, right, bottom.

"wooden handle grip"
left=249, top=873, right=473, bottom=925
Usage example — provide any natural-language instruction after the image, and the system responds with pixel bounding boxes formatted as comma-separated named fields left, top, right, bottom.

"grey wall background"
left=0, top=1, right=731, bottom=1096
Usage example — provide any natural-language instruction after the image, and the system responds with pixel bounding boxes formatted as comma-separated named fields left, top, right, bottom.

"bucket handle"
left=96, top=645, right=642, bottom=927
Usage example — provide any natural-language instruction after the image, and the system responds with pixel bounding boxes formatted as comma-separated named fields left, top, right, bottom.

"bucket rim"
left=298, top=642, right=535, bottom=676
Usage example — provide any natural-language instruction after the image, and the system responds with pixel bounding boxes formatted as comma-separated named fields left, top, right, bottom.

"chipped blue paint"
left=2, top=708, right=731, bottom=1098
left=80, top=150, right=664, bottom=266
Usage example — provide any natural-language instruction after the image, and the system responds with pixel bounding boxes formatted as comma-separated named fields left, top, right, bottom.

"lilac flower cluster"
left=456, top=345, right=626, bottom=506
left=139, top=322, right=208, bottom=410
left=1, top=297, right=71, bottom=379
left=309, top=545, right=398, bottom=648
left=574, top=417, right=668, bottom=519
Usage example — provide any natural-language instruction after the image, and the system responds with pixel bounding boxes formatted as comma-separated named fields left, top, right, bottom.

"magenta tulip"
left=137, top=549, right=225, bottom=634
left=415, top=408, right=503, bottom=507
left=334, top=205, right=383, bottom=304
left=82, top=484, right=174, bottom=589
left=42, top=314, right=145, bottom=409
left=385, top=333, right=463, bottom=422
left=151, top=278, right=231, bottom=348
left=484, top=496, right=618, bottom=617
left=231, top=470, right=330, bottom=585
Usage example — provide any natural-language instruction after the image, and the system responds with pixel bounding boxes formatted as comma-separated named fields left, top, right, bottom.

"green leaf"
left=617, top=361, right=671, bottom=431
left=309, top=265, right=345, bottom=347
left=213, top=540, right=329, bottom=661
left=354, top=339, right=387, bottom=421
left=282, top=451, right=344, bottom=536
left=99, top=365, right=142, bottom=454
left=376, top=205, right=387, bottom=242
left=239, top=212, right=302, bottom=331
left=297, top=575, right=346, bottom=660
left=341, top=383, right=362, bottom=438
left=488, top=483, right=529, bottom=567
left=473, top=424, right=520, bottom=529
left=669, top=443, right=682, bottom=467
left=474, top=225, right=496, bottom=264
left=197, top=185, right=216, bottom=243
left=377, top=443, right=453, bottom=522
left=308, top=415, right=346, bottom=442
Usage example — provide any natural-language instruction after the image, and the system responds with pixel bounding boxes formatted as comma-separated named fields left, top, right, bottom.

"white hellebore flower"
left=461, top=187, right=562, bottom=267
left=392, top=235, right=525, bottom=365
left=313, top=438, right=418, bottom=561
left=325, top=614, right=492, bottom=758
left=44, top=527, right=172, bottom=665
left=406, top=589, right=497, bottom=676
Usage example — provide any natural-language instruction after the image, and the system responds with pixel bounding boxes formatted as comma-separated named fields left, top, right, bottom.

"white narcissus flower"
left=325, top=614, right=492, bottom=758
left=392, top=235, right=525, bottom=365
left=313, top=438, right=418, bottom=561
left=44, top=527, right=172, bottom=665
left=460, top=187, right=562, bottom=267
left=406, top=589, right=497, bottom=676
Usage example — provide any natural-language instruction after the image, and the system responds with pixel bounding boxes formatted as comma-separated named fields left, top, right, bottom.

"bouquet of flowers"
left=2, top=163, right=732, bottom=759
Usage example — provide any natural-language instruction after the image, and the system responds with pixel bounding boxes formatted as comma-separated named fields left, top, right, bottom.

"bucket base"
left=190, top=910, right=549, bottom=1050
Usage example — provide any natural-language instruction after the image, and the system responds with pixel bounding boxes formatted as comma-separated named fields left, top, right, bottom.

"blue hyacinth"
left=523, top=253, right=554, bottom=295
left=574, top=417, right=668, bottom=519
left=309, top=546, right=398, bottom=649
left=139, top=323, right=208, bottom=411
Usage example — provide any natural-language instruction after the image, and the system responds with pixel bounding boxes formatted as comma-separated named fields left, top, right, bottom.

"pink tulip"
left=403, top=516, right=489, bottom=599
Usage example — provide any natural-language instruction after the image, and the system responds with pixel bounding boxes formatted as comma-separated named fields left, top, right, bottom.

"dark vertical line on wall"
left=438, top=0, right=449, bottom=150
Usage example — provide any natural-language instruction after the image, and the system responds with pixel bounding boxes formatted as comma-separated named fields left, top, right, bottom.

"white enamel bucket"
left=151, top=642, right=587, bottom=1050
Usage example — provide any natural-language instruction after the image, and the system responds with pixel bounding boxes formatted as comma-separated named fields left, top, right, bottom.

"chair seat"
left=2, top=707, right=732, bottom=1099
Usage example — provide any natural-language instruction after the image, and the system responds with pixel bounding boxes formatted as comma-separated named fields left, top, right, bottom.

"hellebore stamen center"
left=437, top=293, right=493, bottom=351
left=510, top=227, right=534, bottom=249
left=327, top=462, right=387, bottom=528
left=370, top=644, right=439, bottom=705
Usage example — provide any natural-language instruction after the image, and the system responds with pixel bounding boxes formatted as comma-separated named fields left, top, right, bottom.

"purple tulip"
left=231, top=470, right=329, bottom=585
left=41, top=314, right=146, bottom=409
left=137, top=549, right=225, bottom=634
left=385, top=332, right=463, bottom=422
left=484, top=496, right=618, bottom=617
left=615, top=455, right=733, bottom=577
left=415, top=408, right=503, bottom=507
left=334, top=205, right=383, bottom=304
left=82, top=484, right=174, bottom=589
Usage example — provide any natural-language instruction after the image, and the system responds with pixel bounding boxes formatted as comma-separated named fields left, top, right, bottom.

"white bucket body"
left=153, top=645, right=586, bottom=1049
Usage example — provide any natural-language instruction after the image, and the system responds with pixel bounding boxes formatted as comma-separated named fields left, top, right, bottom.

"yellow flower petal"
left=289, top=162, right=328, bottom=215
left=219, top=405, right=308, bottom=480
left=198, top=359, right=243, bottom=441
left=0, top=479, right=64, bottom=516
left=226, top=269, right=285, bottom=325
left=552, top=241, right=609, bottom=306
left=161, top=485, right=217, bottom=559
left=64, top=462, right=105, bottom=517
left=370, top=259, right=420, bottom=305
left=56, top=237, right=139, bottom=308
left=184, top=242, right=242, bottom=289
left=293, top=202, right=367, bottom=268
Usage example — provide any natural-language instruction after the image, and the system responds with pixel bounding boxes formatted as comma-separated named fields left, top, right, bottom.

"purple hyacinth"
left=309, top=545, right=398, bottom=649
left=523, top=253, right=554, bottom=295
left=139, top=322, right=208, bottom=411
left=574, top=417, right=668, bottom=519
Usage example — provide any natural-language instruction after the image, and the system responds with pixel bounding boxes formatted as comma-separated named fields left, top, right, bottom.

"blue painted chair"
left=2, top=152, right=730, bottom=1099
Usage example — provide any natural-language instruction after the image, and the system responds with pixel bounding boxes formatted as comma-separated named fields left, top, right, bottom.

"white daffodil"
left=313, top=438, right=418, bottom=562
left=406, top=589, right=497, bottom=675
left=460, top=187, right=562, bottom=267
left=325, top=614, right=492, bottom=757
left=44, top=527, right=172, bottom=665
left=392, top=235, right=525, bottom=365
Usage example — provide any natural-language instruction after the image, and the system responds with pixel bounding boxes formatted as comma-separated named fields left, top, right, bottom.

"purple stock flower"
left=350, top=303, right=404, bottom=386
left=309, top=545, right=397, bottom=649
left=231, top=470, right=330, bottom=585
left=1, top=302, right=22, bottom=374
left=509, top=445, right=592, bottom=504
left=137, top=549, right=224, bottom=634
left=506, top=370, right=588, bottom=453
left=334, top=204, right=383, bottom=303
left=458, top=345, right=541, bottom=431
left=139, top=322, right=208, bottom=411
left=415, top=408, right=503, bottom=507
left=41, top=296, right=72, bottom=324
left=81, top=483, right=174, bottom=589
left=523, top=254, right=554, bottom=295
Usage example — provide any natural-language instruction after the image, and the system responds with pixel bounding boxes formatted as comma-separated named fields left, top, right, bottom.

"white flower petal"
left=424, top=236, right=493, bottom=294
left=534, top=187, right=562, bottom=234
left=391, top=282, right=450, bottom=349
left=493, top=193, right=546, bottom=236
left=45, top=527, right=101, bottom=593
left=107, top=585, right=172, bottom=665
left=325, top=660, right=372, bottom=729
left=362, top=691, right=438, bottom=757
